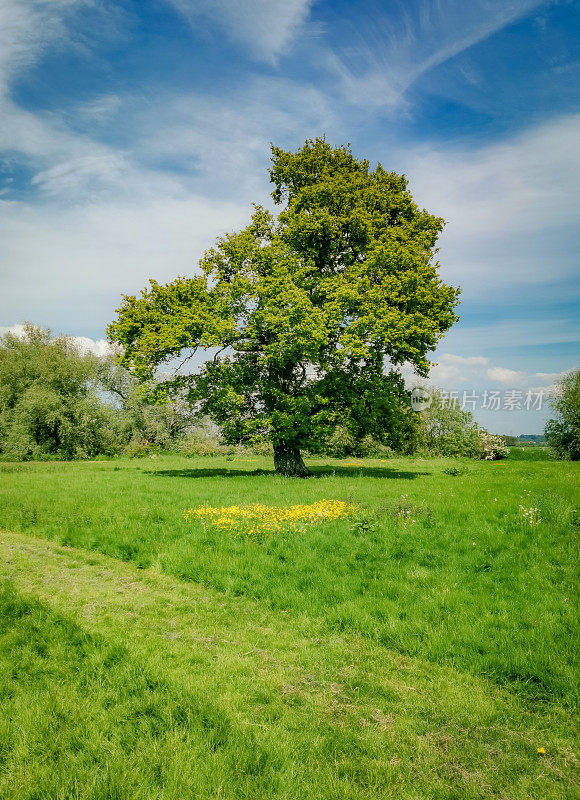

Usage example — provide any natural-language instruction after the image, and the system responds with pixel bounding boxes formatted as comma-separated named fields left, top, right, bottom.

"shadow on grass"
left=146, top=466, right=428, bottom=480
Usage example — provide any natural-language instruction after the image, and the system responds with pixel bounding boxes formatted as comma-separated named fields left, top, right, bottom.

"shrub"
left=124, top=438, right=153, bottom=458
left=356, top=435, right=392, bottom=458
left=249, top=439, right=274, bottom=457
left=443, top=466, right=465, bottom=476
left=416, top=390, right=481, bottom=457
left=545, top=369, right=580, bottom=460
left=477, top=430, right=509, bottom=460
left=318, top=426, right=393, bottom=459
left=0, top=325, right=120, bottom=461
left=323, top=425, right=357, bottom=458
left=178, top=429, right=230, bottom=457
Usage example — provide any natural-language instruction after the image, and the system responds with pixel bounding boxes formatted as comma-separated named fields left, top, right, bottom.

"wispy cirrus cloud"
left=0, top=0, right=85, bottom=89
left=75, top=94, right=123, bottom=122
left=164, top=0, right=313, bottom=62
left=326, top=0, right=546, bottom=108
left=0, top=0, right=329, bottom=201
left=396, top=112, right=580, bottom=297
left=134, top=77, right=337, bottom=200
left=0, top=0, right=129, bottom=194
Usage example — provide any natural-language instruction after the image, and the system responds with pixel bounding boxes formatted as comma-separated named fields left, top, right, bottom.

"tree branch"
left=174, top=348, right=198, bottom=374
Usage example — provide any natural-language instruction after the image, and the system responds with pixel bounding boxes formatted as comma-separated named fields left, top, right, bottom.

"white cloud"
left=327, top=0, right=544, bottom=109
left=487, top=366, right=527, bottom=384
left=0, top=323, right=28, bottom=339
left=30, top=152, right=130, bottom=196
left=417, top=353, right=563, bottom=391
left=406, top=114, right=580, bottom=237
left=0, top=324, right=112, bottom=357
left=0, top=193, right=248, bottom=331
left=396, top=113, right=580, bottom=296
left=0, top=0, right=86, bottom=93
left=70, top=336, right=113, bottom=357
left=429, top=354, right=489, bottom=385
left=134, top=78, right=337, bottom=201
left=165, top=0, right=312, bottom=62
left=75, top=94, right=122, bottom=122
left=400, top=352, right=564, bottom=392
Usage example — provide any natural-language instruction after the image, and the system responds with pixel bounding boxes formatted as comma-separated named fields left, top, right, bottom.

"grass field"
left=0, top=451, right=578, bottom=798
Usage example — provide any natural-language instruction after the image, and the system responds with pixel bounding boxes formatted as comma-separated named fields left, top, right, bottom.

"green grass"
left=0, top=582, right=278, bottom=800
left=1, top=454, right=577, bottom=702
left=507, top=446, right=555, bottom=461
left=1, top=531, right=578, bottom=799
left=0, top=453, right=578, bottom=797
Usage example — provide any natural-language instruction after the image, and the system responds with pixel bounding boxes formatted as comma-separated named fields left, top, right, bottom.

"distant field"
left=0, top=452, right=578, bottom=798
left=507, top=445, right=555, bottom=461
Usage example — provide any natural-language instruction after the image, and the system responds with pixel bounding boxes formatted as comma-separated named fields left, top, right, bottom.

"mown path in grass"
left=1, top=529, right=578, bottom=799
left=1, top=455, right=578, bottom=704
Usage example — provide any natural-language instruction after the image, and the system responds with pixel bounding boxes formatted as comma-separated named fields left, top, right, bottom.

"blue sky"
left=0, top=0, right=579, bottom=434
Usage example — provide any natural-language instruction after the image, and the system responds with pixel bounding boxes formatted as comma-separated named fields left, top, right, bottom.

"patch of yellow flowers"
left=183, top=499, right=359, bottom=537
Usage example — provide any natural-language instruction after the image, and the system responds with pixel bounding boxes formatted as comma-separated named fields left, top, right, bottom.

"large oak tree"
left=108, top=139, right=459, bottom=476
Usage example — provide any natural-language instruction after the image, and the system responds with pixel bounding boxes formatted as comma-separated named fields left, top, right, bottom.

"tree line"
left=0, top=324, right=192, bottom=461
left=0, top=323, right=525, bottom=463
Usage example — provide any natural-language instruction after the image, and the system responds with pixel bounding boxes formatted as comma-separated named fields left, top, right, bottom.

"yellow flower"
left=537, top=747, right=546, bottom=754
left=182, top=499, right=359, bottom=536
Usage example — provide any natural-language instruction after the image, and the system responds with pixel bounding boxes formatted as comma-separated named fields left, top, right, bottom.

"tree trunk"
left=273, top=442, right=310, bottom=477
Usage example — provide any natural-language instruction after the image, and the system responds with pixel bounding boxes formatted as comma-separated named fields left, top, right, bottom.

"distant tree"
left=545, top=369, right=580, bottom=460
left=415, top=390, right=508, bottom=459
left=501, top=435, right=519, bottom=447
left=517, top=434, right=546, bottom=446
left=416, top=390, right=481, bottom=457
left=99, top=356, right=195, bottom=449
left=0, top=325, right=202, bottom=461
left=312, top=372, right=420, bottom=458
left=108, top=139, right=459, bottom=476
left=0, top=324, right=116, bottom=460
